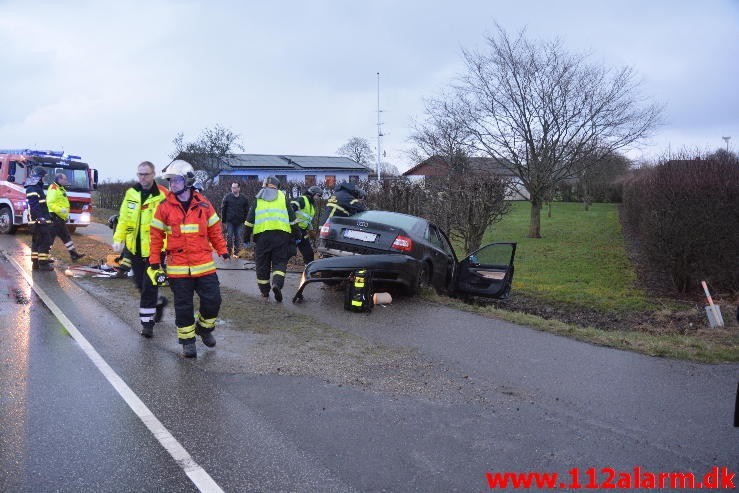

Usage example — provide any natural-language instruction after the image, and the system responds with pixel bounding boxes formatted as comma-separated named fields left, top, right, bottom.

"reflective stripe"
left=244, top=221, right=254, bottom=227
left=166, top=261, right=216, bottom=276
left=292, top=197, right=315, bottom=229
left=189, top=261, right=216, bottom=275
left=27, top=192, right=39, bottom=197
left=196, top=312, right=217, bottom=329
left=254, top=191, right=292, bottom=234
left=207, top=213, right=220, bottom=227
left=351, top=300, right=363, bottom=306
left=327, top=202, right=349, bottom=218
left=257, top=279, right=270, bottom=284
left=150, top=217, right=166, bottom=230
left=177, top=323, right=196, bottom=340
left=272, top=270, right=285, bottom=277
left=181, top=224, right=200, bottom=233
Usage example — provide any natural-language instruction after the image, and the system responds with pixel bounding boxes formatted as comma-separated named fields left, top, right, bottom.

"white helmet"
left=161, top=159, right=196, bottom=186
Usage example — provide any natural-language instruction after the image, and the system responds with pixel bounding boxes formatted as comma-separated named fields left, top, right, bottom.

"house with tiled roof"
left=215, top=154, right=371, bottom=188
left=402, top=155, right=529, bottom=199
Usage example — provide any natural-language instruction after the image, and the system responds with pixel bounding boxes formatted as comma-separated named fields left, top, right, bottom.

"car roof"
left=353, top=210, right=427, bottom=232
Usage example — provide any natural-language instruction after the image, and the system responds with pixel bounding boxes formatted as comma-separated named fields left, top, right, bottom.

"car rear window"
left=354, top=210, right=423, bottom=231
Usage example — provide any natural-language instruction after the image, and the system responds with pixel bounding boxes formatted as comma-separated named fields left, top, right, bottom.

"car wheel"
left=0, top=206, right=16, bottom=234
left=408, top=262, right=431, bottom=296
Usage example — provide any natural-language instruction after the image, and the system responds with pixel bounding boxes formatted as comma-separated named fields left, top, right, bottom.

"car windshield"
left=40, top=166, right=91, bottom=191
left=353, top=210, right=423, bottom=231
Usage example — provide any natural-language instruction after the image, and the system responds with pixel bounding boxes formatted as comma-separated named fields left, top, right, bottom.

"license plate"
left=343, top=229, right=377, bottom=242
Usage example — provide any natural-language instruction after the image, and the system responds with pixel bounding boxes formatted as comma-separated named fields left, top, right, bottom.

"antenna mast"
left=376, top=72, right=383, bottom=182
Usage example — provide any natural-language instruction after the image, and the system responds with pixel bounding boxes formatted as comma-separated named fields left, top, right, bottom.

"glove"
left=221, top=253, right=230, bottom=260
left=112, top=242, right=124, bottom=253
left=147, top=265, right=167, bottom=287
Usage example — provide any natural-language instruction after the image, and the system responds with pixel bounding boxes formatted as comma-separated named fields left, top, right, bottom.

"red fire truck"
left=0, top=149, right=98, bottom=234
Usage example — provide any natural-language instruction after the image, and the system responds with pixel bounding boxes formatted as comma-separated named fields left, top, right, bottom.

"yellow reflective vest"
left=113, top=184, right=168, bottom=257
left=46, top=182, right=70, bottom=220
left=290, top=195, right=315, bottom=230
left=254, top=190, right=292, bottom=234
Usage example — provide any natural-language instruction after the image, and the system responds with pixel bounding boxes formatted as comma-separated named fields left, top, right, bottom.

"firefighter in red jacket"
left=148, top=160, right=230, bottom=358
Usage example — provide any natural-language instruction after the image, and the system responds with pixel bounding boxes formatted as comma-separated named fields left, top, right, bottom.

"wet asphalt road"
left=0, top=225, right=737, bottom=492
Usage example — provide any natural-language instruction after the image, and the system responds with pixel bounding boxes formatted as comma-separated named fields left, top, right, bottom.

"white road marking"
left=8, top=257, right=224, bottom=493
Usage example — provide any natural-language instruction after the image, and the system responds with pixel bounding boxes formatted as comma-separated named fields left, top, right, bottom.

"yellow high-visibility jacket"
left=113, top=184, right=168, bottom=257
left=46, top=182, right=71, bottom=220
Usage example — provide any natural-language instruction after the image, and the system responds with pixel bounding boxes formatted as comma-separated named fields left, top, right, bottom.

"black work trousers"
left=130, top=254, right=160, bottom=328
left=254, top=230, right=291, bottom=295
left=50, top=214, right=76, bottom=256
left=296, top=230, right=314, bottom=265
left=168, top=273, right=221, bottom=341
left=30, top=222, right=54, bottom=265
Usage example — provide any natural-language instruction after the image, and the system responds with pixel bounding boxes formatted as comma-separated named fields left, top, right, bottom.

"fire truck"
left=0, top=149, right=98, bottom=234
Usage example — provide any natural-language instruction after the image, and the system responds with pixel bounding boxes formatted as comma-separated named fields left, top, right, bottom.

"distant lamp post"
left=722, top=136, right=731, bottom=151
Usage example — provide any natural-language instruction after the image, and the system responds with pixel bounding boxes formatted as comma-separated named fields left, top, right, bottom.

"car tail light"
left=319, top=222, right=331, bottom=238
left=391, top=235, right=413, bottom=252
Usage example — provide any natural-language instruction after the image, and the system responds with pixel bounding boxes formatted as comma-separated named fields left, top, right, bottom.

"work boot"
left=154, top=296, right=168, bottom=323
left=182, top=339, right=197, bottom=358
left=200, top=331, right=216, bottom=348
left=38, top=263, right=54, bottom=271
left=140, top=324, right=154, bottom=338
left=70, top=251, right=85, bottom=262
left=272, top=285, right=283, bottom=303
left=195, top=323, right=216, bottom=347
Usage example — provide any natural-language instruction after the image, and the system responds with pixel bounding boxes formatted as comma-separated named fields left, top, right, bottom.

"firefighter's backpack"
left=344, top=269, right=373, bottom=313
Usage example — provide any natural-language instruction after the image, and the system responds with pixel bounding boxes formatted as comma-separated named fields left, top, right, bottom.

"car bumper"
left=292, top=254, right=421, bottom=302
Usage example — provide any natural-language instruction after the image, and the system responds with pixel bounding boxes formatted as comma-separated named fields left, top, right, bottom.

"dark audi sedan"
left=292, top=210, right=516, bottom=301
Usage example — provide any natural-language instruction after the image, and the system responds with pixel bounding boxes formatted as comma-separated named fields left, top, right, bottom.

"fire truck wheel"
left=0, top=206, right=16, bottom=234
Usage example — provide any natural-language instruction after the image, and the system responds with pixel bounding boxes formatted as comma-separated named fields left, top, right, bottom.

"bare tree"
left=336, top=137, right=373, bottom=166
left=409, top=96, right=473, bottom=172
left=447, top=25, right=661, bottom=237
left=170, top=124, right=244, bottom=185
left=379, top=161, right=400, bottom=176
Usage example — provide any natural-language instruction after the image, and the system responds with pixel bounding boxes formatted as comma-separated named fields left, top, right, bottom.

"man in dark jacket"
left=319, top=181, right=367, bottom=225
left=25, top=168, right=55, bottom=270
left=221, top=181, right=250, bottom=257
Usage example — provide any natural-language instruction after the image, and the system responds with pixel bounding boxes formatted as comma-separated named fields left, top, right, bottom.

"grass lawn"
left=480, top=201, right=652, bottom=312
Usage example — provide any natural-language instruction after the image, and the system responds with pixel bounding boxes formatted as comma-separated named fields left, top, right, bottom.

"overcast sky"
left=1, top=0, right=737, bottom=181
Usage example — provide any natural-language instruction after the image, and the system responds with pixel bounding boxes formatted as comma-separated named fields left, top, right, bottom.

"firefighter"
left=25, top=167, right=55, bottom=271
left=244, top=176, right=300, bottom=302
left=47, top=173, right=85, bottom=262
left=290, top=185, right=322, bottom=264
left=318, top=180, right=367, bottom=225
left=149, top=160, right=230, bottom=358
left=112, top=161, right=169, bottom=338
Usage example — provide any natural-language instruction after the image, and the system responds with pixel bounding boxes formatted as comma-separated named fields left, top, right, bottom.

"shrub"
left=622, top=153, right=739, bottom=293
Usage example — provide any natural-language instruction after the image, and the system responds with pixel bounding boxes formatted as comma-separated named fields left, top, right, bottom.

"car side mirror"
left=7, top=175, right=14, bottom=183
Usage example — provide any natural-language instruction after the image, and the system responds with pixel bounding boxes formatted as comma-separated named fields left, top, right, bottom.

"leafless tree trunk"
left=441, top=25, right=661, bottom=238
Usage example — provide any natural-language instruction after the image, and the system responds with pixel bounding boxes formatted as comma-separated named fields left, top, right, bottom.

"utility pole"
left=376, top=72, right=383, bottom=182
left=722, top=136, right=731, bottom=151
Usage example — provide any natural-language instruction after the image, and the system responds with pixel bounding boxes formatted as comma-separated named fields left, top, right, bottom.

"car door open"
left=454, top=242, right=516, bottom=298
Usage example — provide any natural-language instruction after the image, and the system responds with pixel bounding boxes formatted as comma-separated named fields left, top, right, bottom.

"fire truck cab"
left=0, top=149, right=98, bottom=234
